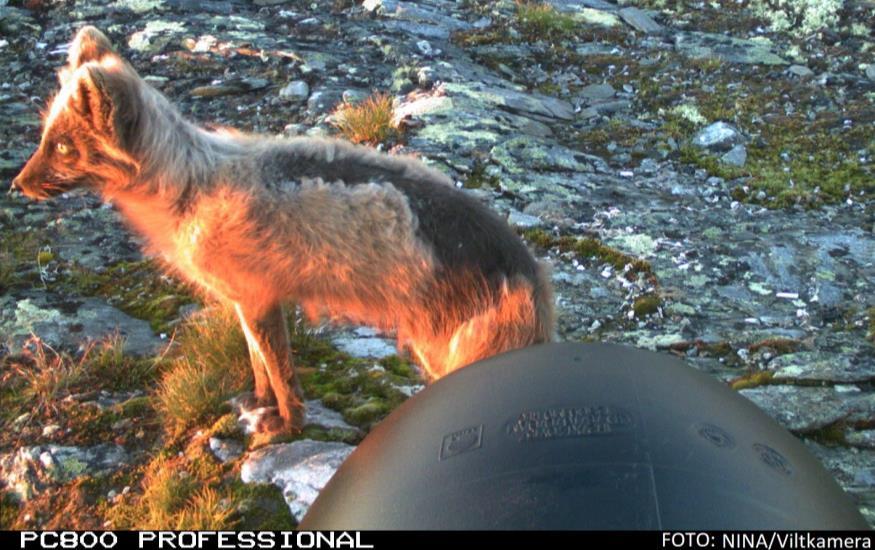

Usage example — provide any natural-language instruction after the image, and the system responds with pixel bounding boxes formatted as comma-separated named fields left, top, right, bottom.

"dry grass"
left=5, top=337, right=87, bottom=416
left=331, top=92, right=398, bottom=146
left=108, top=453, right=236, bottom=530
left=175, top=488, right=236, bottom=530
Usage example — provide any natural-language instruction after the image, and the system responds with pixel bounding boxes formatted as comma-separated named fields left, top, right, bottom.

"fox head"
left=12, top=26, right=140, bottom=200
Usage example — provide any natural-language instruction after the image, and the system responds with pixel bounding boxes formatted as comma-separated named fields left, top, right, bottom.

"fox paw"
left=255, top=409, right=303, bottom=436
left=234, top=391, right=275, bottom=412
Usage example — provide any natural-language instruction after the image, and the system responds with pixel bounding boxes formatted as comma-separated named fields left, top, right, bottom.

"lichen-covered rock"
left=0, top=294, right=164, bottom=356
left=278, top=80, right=310, bottom=102
left=739, top=385, right=875, bottom=432
left=0, top=444, right=128, bottom=501
left=618, top=7, right=662, bottom=34
left=693, top=122, right=744, bottom=152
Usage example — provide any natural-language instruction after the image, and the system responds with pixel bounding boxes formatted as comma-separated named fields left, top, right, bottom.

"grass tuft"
left=5, top=337, right=87, bottom=417
left=331, top=92, right=398, bottom=146
left=155, top=308, right=251, bottom=437
left=515, top=1, right=577, bottom=39
left=175, top=488, right=236, bottom=530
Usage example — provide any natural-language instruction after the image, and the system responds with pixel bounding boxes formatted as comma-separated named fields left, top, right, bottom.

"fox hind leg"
left=235, top=303, right=305, bottom=434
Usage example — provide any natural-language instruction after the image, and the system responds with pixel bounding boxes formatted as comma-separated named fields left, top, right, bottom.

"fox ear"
left=68, top=26, right=115, bottom=68
left=71, top=64, right=140, bottom=147
left=70, top=66, right=116, bottom=136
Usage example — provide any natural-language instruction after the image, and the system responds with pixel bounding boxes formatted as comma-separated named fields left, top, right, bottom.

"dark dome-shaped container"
left=301, top=343, right=867, bottom=529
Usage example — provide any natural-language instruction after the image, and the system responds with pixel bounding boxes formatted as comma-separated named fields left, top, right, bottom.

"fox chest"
left=166, top=217, right=238, bottom=299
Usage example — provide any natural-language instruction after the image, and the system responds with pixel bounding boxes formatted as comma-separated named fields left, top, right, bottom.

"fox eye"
left=56, top=142, right=71, bottom=155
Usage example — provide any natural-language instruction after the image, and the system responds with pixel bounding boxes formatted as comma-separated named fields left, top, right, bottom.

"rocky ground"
left=0, top=0, right=873, bottom=529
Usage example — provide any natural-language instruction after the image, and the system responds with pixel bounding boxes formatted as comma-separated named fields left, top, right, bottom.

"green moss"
left=116, top=396, right=153, bottom=418
left=730, top=370, right=775, bottom=391
left=463, top=163, right=501, bottom=190
left=743, top=153, right=873, bottom=209
left=804, top=422, right=848, bottom=446
left=230, top=481, right=296, bottom=530
left=632, top=294, right=662, bottom=317
left=521, top=228, right=656, bottom=284
left=299, top=425, right=361, bottom=445
left=0, top=230, right=43, bottom=292
left=207, top=413, right=243, bottom=439
left=344, top=399, right=390, bottom=426
left=452, top=25, right=513, bottom=47
left=670, top=81, right=873, bottom=209
left=289, top=324, right=420, bottom=432
left=379, top=355, right=416, bottom=378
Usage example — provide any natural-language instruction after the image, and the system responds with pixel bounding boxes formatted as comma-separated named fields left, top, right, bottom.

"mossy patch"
left=803, top=421, right=849, bottom=447
left=0, top=230, right=44, bottom=292
left=59, top=259, right=197, bottom=334
left=632, top=294, right=662, bottom=317
left=678, top=145, right=746, bottom=181
left=462, top=163, right=501, bottom=191
left=730, top=370, right=775, bottom=391
left=521, top=228, right=656, bottom=284
left=669, top=72, right=874, bottom=209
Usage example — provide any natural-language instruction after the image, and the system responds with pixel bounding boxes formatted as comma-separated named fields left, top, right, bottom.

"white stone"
left=241, top=440, right=355, bottom=520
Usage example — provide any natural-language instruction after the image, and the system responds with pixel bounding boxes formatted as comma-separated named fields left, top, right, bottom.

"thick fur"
left=13, top=27, right=555, bottom=434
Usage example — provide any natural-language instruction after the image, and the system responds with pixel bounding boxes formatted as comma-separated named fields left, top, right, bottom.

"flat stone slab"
left=241, top=440, right=355, bottom=521
left=619, top=7, right=662, bottom=34
left=0, top=293, right=164, bottom=356
left=740, top=385, right=875, bottom=432
left=770, top=352, right=875, bottom=383
left=444, top=82, right=575, bottom=122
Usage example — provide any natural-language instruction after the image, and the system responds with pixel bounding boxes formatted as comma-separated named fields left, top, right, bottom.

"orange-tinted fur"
left=12, top=27, right=555, bottom=434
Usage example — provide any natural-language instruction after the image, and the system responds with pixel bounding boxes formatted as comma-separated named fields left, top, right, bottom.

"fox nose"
left=9, top=175, right=20, bottom=194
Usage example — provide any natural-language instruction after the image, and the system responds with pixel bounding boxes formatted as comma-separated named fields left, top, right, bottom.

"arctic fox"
left=12, top=27, right=554, bottom=434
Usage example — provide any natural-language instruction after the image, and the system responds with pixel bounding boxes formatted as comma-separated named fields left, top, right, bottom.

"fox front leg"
left=234, top=303, right=305, bottom=434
